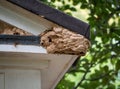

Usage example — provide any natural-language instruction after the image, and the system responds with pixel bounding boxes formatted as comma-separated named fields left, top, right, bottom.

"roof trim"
left=7, top=0, right=90, bottom=39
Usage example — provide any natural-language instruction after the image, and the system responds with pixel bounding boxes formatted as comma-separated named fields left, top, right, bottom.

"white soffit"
left=0, top=51, right=78, bottom=89
left=0, top=0, right=57, bottom=35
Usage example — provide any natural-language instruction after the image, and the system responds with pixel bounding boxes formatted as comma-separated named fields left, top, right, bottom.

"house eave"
left=0, top=0, right=57, bottom=35
left=7, top=0, right=90, bottom=39
left=0, top=1, right=89, bottom=89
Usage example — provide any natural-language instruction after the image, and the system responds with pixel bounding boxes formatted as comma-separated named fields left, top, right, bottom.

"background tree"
left=40, top=0, right=120, bottom=89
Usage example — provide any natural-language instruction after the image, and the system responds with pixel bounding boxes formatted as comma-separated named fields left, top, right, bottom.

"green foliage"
left=40, top=0, right=120, bottom=89
left=56, top=76, right=75, bottom=89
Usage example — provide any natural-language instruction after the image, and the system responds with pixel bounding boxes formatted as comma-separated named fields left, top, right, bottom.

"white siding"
left=0, top=69, right=41, bottom=89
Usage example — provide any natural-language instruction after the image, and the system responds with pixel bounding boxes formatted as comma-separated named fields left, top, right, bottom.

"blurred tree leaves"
left=40, top=0, right=120, bottom=89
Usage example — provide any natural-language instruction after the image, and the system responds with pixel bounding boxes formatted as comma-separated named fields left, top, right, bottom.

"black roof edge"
left=7, top=0, right=90, bottom=40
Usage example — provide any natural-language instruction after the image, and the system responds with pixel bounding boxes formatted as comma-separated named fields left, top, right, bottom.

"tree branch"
left=85, top=70, right=113, bottom=81
left=72, top=62, right=93, bottom=89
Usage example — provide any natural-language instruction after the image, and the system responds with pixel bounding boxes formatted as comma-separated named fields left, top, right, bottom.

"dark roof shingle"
left=7, top=0, right=90, bottom=39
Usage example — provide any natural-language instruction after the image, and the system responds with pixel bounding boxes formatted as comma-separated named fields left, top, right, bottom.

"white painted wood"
left=0, top=0, right=57, bottom=35
left=51, top=55, right=78, bottom=89
left=0, top=58, right=49, bottom=70
left=0, top=69, right=41, bottom=89
left=0, top=52, right=49, bottom=70
left=0, top=44, right=47, bottom=53
left=41, top=55, right=78, bottom=89
left=0, top=51, right=78, bottom=89
left=0, top=73, right=4, bottom=89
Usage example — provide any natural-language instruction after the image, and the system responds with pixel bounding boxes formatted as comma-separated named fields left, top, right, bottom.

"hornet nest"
left=40, top=27, right=90, bottom=56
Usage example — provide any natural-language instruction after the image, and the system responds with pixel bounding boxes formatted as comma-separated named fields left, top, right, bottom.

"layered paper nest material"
left=0, top=20, right=32, bottom=35
left=40, top=27, right=90, bottom=56
left=0, top=20, right=90, bottom=55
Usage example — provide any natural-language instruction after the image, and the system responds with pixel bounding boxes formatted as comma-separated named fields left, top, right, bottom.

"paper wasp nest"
left=0, top=20, right=32, bottom=35
left=40, top=27, right=90, bottom=55
left=0, top=20, right=90, bottom=55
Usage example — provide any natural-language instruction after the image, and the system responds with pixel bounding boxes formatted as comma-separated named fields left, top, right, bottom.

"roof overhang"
left=7, top=0, right=90, bottom=39
left=0, top=1, right=79, bottom=88
left=0, top=0, right=90, bottom=89
left=0, top=0, right=57, bottom=35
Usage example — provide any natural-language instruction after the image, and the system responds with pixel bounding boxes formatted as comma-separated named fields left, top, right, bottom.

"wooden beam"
left=0, top=44, right=47, bottom=53
left=0, top=0, right=57, bottom=35
left=0, top=35, right=40, bottom=45
left=0, top=52, right=49, bottom=70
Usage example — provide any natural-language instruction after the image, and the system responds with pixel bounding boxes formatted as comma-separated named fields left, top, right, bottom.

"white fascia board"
left=0, top=1, right=57, bottom=35
left=0, top=44, right=48, bottom=69
left=0, top=44, right=47, bottom=53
